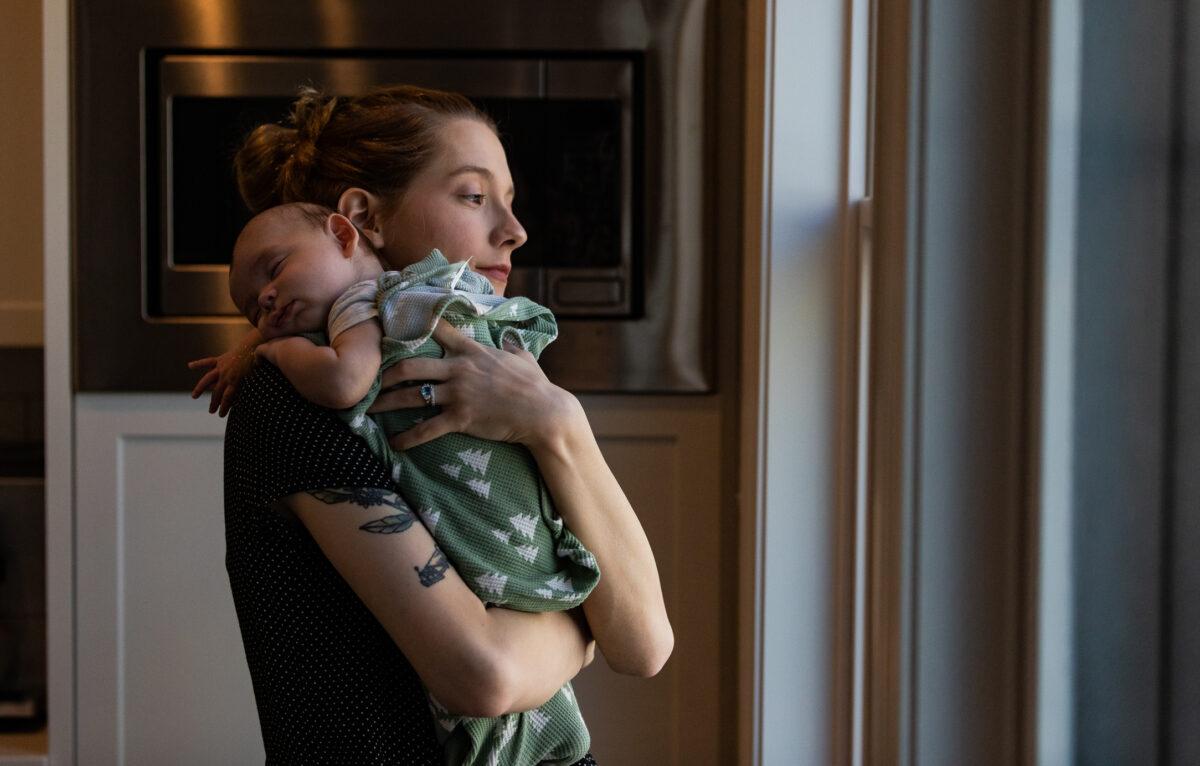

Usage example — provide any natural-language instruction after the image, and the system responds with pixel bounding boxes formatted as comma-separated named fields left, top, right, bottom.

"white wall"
left=0, top=0, right=44, bottom=346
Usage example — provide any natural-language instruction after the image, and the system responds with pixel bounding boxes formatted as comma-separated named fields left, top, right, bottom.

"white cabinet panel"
left=75, top=396, right=263, bottom=765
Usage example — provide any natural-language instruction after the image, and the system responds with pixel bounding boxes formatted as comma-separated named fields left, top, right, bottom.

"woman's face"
left=376, top=118, right=528, bottom=296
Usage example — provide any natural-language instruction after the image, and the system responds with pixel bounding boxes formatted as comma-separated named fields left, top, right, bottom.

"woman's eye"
left=462, top=193, right=487, bottom=205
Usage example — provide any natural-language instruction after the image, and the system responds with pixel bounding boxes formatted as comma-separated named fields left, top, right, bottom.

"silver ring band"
left=419, top=382, right=436, bottom=407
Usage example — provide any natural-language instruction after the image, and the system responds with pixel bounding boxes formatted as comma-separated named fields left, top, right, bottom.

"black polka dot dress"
left=224, top=363, right=598, bottom=765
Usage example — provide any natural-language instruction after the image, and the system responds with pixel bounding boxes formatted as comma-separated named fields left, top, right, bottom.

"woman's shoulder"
left=225, top=362, right=392, bottom=508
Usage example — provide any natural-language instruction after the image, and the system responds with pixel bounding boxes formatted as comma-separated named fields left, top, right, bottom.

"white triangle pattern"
left=500, top=716, right=518, bottom=744
left=509, top=514, right=537, bottom=541
left=440, top=463, right=462, bottom=479
left=419, top=508, right=440, bottom=533
left=485, top=716, right=520, bottom=766
left=535, top=588, right=554, bottom=599
left=476, top=572, right=508, bottom=597
left=528, top=708, right=552, bottom=734
left=466, top=478, right=492, bottom=499
left=514, top=544, right=539, bottom=564
left=558, top=546, right=597, bottom=570
left=350, top=414, right=366, bottom=430
left=391, top=463, right=403, bottom=483
left=492, top=529, right=512, bottom=544
left=545, top=574, right=575, bottom=592
left=457, top=448, right=493, bottom=476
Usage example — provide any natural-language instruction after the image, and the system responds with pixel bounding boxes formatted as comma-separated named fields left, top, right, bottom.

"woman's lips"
left=475, top=265, right=510, bottom=283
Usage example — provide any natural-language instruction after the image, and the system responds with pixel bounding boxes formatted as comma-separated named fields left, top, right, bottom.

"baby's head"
left=229, top=202, right=383, bottom=340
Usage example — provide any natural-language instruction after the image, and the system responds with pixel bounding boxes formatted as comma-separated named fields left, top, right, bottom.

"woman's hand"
left=368, top=320, right=582, bottom=452
left=188, top=328, right=261, bottom=417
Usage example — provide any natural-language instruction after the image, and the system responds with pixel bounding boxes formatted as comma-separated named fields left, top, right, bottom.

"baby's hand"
left=188, top=343, right=256, bottom=417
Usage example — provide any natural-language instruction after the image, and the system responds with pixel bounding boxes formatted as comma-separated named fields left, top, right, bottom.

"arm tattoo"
left=415, top=546, right=450, bottom=587
left=305, top=488, right=417, bottom=534
left=307, top=487, right=409, bottom=511
left=359, top=513, right=416, bottom=534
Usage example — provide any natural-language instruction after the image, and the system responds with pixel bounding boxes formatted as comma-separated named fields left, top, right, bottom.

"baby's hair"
left=264, top=201, right=381, bottom=259
left=281, top=200, right=337, bottom=229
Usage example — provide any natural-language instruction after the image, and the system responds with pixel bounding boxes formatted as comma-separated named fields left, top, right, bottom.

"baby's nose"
left=258, top=288, right=275, bottom=309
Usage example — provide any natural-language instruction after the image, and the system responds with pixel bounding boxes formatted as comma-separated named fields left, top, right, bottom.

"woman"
left=193, top=85, right=673, bottom=763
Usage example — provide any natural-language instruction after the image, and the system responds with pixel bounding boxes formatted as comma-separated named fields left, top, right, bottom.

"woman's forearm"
left=286, top=488, right=590, bottom=716
left=528, top=395, right=675, bottom=677
left=487, top=607, right=593, bottom=712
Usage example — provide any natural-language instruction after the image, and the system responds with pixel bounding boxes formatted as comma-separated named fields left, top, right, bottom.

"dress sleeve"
left=224, top=360, right=393, bottom=511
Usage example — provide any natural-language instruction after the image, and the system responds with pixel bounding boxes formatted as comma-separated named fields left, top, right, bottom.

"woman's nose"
left=497, top=207, right=528, bottom=250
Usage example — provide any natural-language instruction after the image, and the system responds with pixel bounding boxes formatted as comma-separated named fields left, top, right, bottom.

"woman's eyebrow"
left=448, top=164, right=493, bottom=180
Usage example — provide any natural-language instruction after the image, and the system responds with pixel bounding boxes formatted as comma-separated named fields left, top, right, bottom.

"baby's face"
left=229, top=211, right=362, bottom=340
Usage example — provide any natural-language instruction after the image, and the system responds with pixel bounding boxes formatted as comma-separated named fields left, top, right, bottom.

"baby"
left=227, top=202, right=599, bottom=766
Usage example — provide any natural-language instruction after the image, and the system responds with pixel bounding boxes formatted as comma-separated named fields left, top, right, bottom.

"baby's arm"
left=256, top=320, right=383, bottom=410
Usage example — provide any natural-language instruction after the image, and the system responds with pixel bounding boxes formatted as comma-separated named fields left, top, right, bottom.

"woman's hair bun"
left=234, top=87, right=338, bottom=214
left=291, top=86, right=338, bottom=146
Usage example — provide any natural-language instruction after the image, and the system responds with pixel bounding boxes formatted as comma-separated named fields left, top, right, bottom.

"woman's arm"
left=285, top=487, right=593, bottom=716
left=370, top=322, right=674, bottom=677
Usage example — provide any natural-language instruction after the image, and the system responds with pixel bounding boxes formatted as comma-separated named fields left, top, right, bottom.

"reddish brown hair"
left=235, top=84, right=496, bottom=215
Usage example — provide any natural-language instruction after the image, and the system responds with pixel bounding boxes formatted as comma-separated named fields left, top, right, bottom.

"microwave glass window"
left=545, top=100, right=622, bottom=269
left=169, top=97, right=295, bottom=267
left=163, top=95, right=625, bottom=274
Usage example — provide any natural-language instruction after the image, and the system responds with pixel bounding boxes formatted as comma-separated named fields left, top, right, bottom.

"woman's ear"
left=336, top=187, right=386, bottom=250
left=327, top=214, right=360, bottom=259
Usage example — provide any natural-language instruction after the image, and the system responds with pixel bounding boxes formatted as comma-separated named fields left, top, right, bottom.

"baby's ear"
left=328, top=213, right=360, bottom=258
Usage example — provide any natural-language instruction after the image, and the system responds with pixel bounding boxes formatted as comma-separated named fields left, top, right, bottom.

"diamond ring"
left=419, top=382, right=436, bottom=407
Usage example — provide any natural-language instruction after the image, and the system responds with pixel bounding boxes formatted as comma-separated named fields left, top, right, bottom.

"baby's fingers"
left=191, top=368, right=219, bottom=399
left=389, top=414, right=458, bottom=452
left=208, top=381, right=228, bottom=414
left=217, top=382, right=238, bottom=418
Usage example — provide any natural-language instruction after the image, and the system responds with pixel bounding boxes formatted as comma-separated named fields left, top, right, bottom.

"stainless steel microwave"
left=74, top=0, right=716, bottom=393
left=150, top=53, right=640, bottom=320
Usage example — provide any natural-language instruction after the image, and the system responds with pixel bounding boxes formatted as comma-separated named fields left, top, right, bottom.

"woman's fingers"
left=389, top=413, right=459, bottom=451
left=378, top=356, right=451, bottom=389
left=187, top=356, right=217, bottom=370
left=430, top=319, right=472, bottom=351
left=367, top=384, right=425, bottom=413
